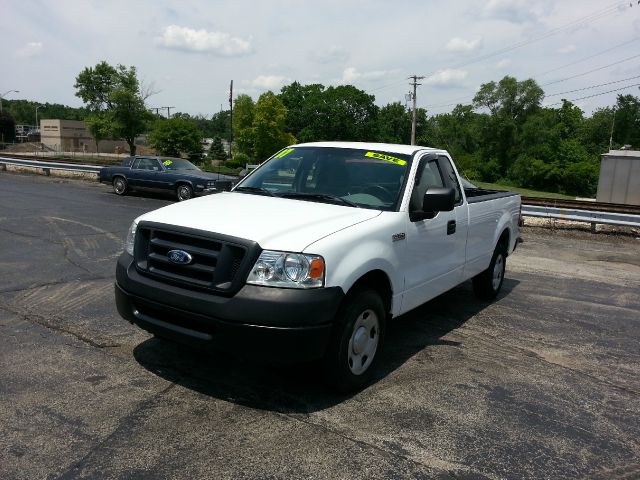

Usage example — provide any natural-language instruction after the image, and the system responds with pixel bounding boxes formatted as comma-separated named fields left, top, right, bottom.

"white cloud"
left=309, top=45, right=349, bottom=64
left=496, top=58, right=511, bottom=68
left=16, top=41, right=43, bottom=58
left=250, top=75, right=291, bottom=90
left=156, top=25, right=252, bottom=56
left=341, top=67, right=396, bottom=84
left=424, top=69, right=468, bottom=87
left=558, top=45, right=576, bottom=54
left=445, top=37, right=483, bottom=54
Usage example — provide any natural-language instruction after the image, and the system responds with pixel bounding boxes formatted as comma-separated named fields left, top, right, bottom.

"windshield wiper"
left=279, top=192, right=360, bottom=208
left=234, top=186, right=275, bottom=196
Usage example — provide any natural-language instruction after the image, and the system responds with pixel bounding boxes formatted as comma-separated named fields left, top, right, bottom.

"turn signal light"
left=309, top=258, right=325, bottom=279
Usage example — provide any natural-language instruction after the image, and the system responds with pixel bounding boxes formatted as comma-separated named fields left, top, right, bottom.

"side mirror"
left=410, top=187, right=455, bottom=221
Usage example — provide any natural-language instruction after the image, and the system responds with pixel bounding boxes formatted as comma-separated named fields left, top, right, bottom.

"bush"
left=477, top=157, right=503, bottom=183
left=561, top=160, right=599, bottom=196
left=508, top=155, right=560, bottom=191
left=227, top=152, right=250, bottom=169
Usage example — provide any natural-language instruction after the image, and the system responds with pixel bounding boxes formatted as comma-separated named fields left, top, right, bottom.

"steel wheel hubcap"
left=492, top=254, right=504, bottom=290
left=179, top=187, right=190, bottom=199
left=347, top=309, right=379, bottom=375
left=114, top=180, right=124, bottom=193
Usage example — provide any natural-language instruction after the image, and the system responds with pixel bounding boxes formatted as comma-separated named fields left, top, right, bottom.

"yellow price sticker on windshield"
left=163, top=160, right=173, bottom=165
left=275, top=148, right=295, bottom=158
left=365, top=151, right=406, bottom=166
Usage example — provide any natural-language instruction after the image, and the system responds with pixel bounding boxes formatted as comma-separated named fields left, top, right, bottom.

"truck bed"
left=464, top=187, right=519, bottom=204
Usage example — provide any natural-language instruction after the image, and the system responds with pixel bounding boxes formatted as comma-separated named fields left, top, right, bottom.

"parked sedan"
left=99, top=156, right=237, bottom=201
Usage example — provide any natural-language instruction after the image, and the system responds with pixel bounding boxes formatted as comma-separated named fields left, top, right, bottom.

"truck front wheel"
left=473, top=243, right=507, bottom=300
left=324, top=289, right=386, bottom=392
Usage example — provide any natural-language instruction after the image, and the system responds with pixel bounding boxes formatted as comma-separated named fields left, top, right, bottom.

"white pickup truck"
left=115, top=142, right=521, bottom=391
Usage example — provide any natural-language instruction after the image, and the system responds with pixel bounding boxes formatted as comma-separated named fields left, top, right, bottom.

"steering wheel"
left=361, top=185, right=394, bottom=202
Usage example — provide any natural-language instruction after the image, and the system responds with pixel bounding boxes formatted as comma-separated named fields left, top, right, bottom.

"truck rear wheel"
left=473, top=243, right=507, bottom=300
left=324, top=289, right=385, bottom=392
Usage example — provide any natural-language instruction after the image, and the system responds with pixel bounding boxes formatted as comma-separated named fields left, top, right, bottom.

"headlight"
left=246, top=250, right=325, bottom=289
left=124, top=220, right=138, bottom=256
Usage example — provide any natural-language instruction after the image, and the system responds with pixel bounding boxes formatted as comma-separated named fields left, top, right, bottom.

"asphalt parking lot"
left=1, top=172, right=639, bottom=480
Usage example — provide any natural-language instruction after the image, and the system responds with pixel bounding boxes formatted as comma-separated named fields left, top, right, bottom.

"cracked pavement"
left=0, top=172, right=639, bottom=479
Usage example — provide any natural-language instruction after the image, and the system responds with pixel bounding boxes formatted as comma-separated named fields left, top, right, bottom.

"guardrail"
left=2, top=156, right=639, bottom=230
left=521, top=205, right=640, bottom=230
left=0, top=156, right=101, bottom=175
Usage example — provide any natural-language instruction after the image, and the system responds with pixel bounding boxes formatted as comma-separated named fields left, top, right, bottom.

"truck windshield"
left=235, top=147, right=412, bottom=210
left=161, top=158, right=200, bottom=171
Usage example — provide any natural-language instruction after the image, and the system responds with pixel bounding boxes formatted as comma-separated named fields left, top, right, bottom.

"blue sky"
left=5, top=0, right=640, bottom=117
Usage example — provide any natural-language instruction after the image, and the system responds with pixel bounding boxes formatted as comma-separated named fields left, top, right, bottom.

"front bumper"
left=115, top=253, right=343, bottom=361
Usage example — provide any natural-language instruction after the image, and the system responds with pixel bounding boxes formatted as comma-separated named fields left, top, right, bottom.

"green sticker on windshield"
left=163, top=160, right=173, bottom=166
left=275, top=148, right=295, bottom=158
left=365, top=151, right=406, bottom=165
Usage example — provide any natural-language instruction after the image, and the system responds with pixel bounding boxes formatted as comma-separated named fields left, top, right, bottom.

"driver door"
left=401, top=154, right=467, bottom=313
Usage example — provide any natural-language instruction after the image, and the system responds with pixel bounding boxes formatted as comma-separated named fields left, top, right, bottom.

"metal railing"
left=2, top=155, right=639, bottom=229
left=0, top=156, right=101, bottom=174
left=521, top=205, right=640, bottom=229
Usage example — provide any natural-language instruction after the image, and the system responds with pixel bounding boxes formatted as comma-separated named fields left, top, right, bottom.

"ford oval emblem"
left=167, top=249, right=193, bottom=265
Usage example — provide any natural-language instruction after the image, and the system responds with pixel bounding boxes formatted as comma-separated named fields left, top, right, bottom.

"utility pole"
left=408, top=75, right=424, bottom=145
left=228, top=80, right=233, bottom=158
left=609, top=108, right=616, bottom=152
left=165, top=106, right=175, bottom=118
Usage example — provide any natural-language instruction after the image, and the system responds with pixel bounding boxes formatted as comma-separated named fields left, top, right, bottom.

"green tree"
left=86, top=114, right=112, bottom=153
left=210, top=136, right=227, bottom=159
left=579, top=107, right=614, bottom=155
left=473, top=76, right=544, bottom=174
left=612, top=94, right=640, bottom=148
left=148, top=118, right=202, bottom=158
left=377, top=102, right=412, bottom=144
left=252, top=91, right=296, bottom=160
left=278, top=82, right=325, bottom=140
left=5, top=99, right=87, bottom=125
left=278, top=82, right=379, bottom=142
left=232, top=94, right=256, bottom=157
left=74, top=61, right=153, bottom=155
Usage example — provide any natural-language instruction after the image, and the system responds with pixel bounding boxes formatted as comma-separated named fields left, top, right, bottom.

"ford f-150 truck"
left=115, top=142, right=521, bottom=391
left=99, top=156, right=236, bottom=201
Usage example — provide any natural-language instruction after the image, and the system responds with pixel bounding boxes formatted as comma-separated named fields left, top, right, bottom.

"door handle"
left=447, top=220, right=456, bottom=235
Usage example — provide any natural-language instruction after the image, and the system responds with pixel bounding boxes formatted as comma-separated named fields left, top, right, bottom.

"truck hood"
left=137, top=191, right=382, bottom=252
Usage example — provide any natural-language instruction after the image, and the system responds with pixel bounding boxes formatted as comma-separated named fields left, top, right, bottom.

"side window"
left=438, top=156, right=463, bottom=205
left=132, top=158, right=142, bottom=169
left=410, top=158, right=445, bottom=211
left=134, top=158, right=159, bottom=171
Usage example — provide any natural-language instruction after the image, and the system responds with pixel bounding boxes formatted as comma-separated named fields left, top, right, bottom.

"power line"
left=536, top=37, right=640, bottom=77
left=425, top=36, right=640, bottom=110
left=545, top=74, right=640, bottom=97
left=372, top=2, right=633, bottom=97
left=425, top=1, right=627, bottom=76
left=541, top=53, right=640, bottom=86
left=545, top=82, right=640, bottom=107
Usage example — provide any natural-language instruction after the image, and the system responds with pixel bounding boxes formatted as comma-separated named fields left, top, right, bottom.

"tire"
left=324, top=289, right=386, bottom=392
left=112, top=176, right=128, bottom=196
left=176, top=184, right=193, bottom=201
left=473, top=243, right=507, bottom=300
